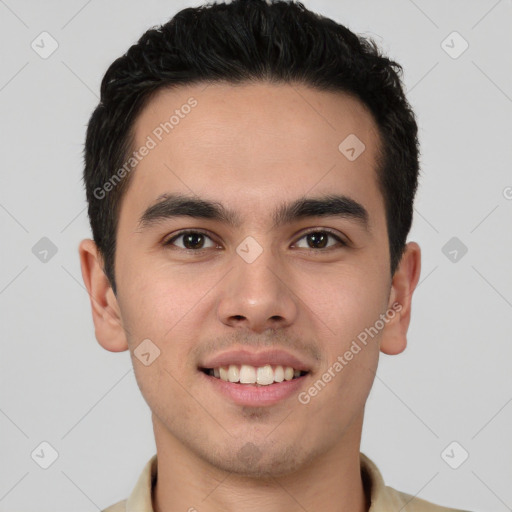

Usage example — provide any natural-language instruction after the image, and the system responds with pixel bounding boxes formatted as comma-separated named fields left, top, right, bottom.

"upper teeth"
left=210, top=364, right=302, bottom=385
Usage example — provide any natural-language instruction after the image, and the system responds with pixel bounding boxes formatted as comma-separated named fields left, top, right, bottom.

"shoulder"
left=101, top=498, right=127, bottom=512
left=360, top=452, right=472, bottom=512
left=389, top=486, right=472, bottom=512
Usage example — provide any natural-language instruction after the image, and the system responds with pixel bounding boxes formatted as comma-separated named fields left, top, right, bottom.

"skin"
left=79, top=82, right=421, bottom=512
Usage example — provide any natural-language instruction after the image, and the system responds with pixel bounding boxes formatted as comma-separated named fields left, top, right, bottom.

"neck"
left=152, top=415, right=369, bottom=512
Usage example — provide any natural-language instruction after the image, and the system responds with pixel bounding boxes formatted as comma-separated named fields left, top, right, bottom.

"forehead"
left=121, top=81, right=384, bottom=229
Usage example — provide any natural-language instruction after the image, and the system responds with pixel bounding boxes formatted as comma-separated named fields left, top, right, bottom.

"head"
left=80, top=0, right=421, bottom=477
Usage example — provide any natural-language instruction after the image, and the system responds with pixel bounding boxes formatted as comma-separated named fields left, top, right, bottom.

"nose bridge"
left=237, top=240, right=282, bottom=298
left=217, top=235, right=298, bottom=331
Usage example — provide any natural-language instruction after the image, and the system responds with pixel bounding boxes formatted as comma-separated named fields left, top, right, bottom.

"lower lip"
left=199, top=371, right=308, bottom=407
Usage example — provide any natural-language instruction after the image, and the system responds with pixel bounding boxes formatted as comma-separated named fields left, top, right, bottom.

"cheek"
left=117, top=261, right=202, bottom=335
left=298, top=263, right=388, bottom=342
left=296, top=265, right=387, bottom=400
left=116, top=262, right=223, bottom=380
left=131, top=351, right=199, bottom=434
left=117, top=266, right=208, bottom=416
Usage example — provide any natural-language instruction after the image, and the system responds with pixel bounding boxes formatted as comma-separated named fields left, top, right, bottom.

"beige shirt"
left=102, top=452, right=471, bottom=512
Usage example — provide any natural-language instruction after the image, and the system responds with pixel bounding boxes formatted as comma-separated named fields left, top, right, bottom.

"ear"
left=380, top=241, right=421, bottom=355
left=78, top=239, right=128, bottom=352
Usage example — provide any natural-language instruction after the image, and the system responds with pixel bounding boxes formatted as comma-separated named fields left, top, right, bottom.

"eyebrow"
left=137, top=192, right=370, bottom=232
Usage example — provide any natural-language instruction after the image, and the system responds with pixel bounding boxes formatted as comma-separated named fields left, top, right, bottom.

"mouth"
left=200, top=364, right=309, bottom=386
left=198, top=349, right=314, bottom=406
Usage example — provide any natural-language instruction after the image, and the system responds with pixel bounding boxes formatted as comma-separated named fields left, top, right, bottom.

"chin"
left=201, top=439, right=312, bottom=478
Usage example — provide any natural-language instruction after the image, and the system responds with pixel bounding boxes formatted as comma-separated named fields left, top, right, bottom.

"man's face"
left=113, top=82, right=393, bottom=476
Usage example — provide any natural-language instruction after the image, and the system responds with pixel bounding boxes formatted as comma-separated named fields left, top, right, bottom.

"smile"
left=201, top=364, right=309, bottom=385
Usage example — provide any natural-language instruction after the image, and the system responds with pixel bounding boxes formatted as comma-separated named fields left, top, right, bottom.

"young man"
left=79, top=1, right=471, bottom=510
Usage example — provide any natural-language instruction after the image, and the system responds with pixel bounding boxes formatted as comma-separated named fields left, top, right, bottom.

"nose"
left=216, top=244, right=299, bottom=333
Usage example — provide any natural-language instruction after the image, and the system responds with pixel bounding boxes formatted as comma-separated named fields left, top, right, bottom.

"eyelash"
left=162, top=229, right=348, bottom=252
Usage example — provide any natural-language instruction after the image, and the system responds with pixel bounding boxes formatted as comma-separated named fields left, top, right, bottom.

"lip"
left=198, top=348, right=314, bottom=372
left=199, top=370, right=309, bottom=407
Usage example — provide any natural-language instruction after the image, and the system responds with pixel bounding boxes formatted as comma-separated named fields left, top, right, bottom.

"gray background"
left=1, top=0, right=511, bottom=510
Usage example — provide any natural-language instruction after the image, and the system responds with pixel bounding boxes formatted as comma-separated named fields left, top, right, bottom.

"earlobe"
left=380, top=242, right=422, bottom=356
left=78, top=239, right=129, bottom=352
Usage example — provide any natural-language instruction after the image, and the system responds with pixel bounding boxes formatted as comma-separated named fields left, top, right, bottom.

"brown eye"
left=164, top=230, right=216, bottom=250
left=294, top=230, right=346, bottom=250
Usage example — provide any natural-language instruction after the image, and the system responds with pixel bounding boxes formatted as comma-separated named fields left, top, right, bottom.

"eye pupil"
left=308, top=232, right=328, bottom=249
left=184, top=233, right=204, bottom=249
